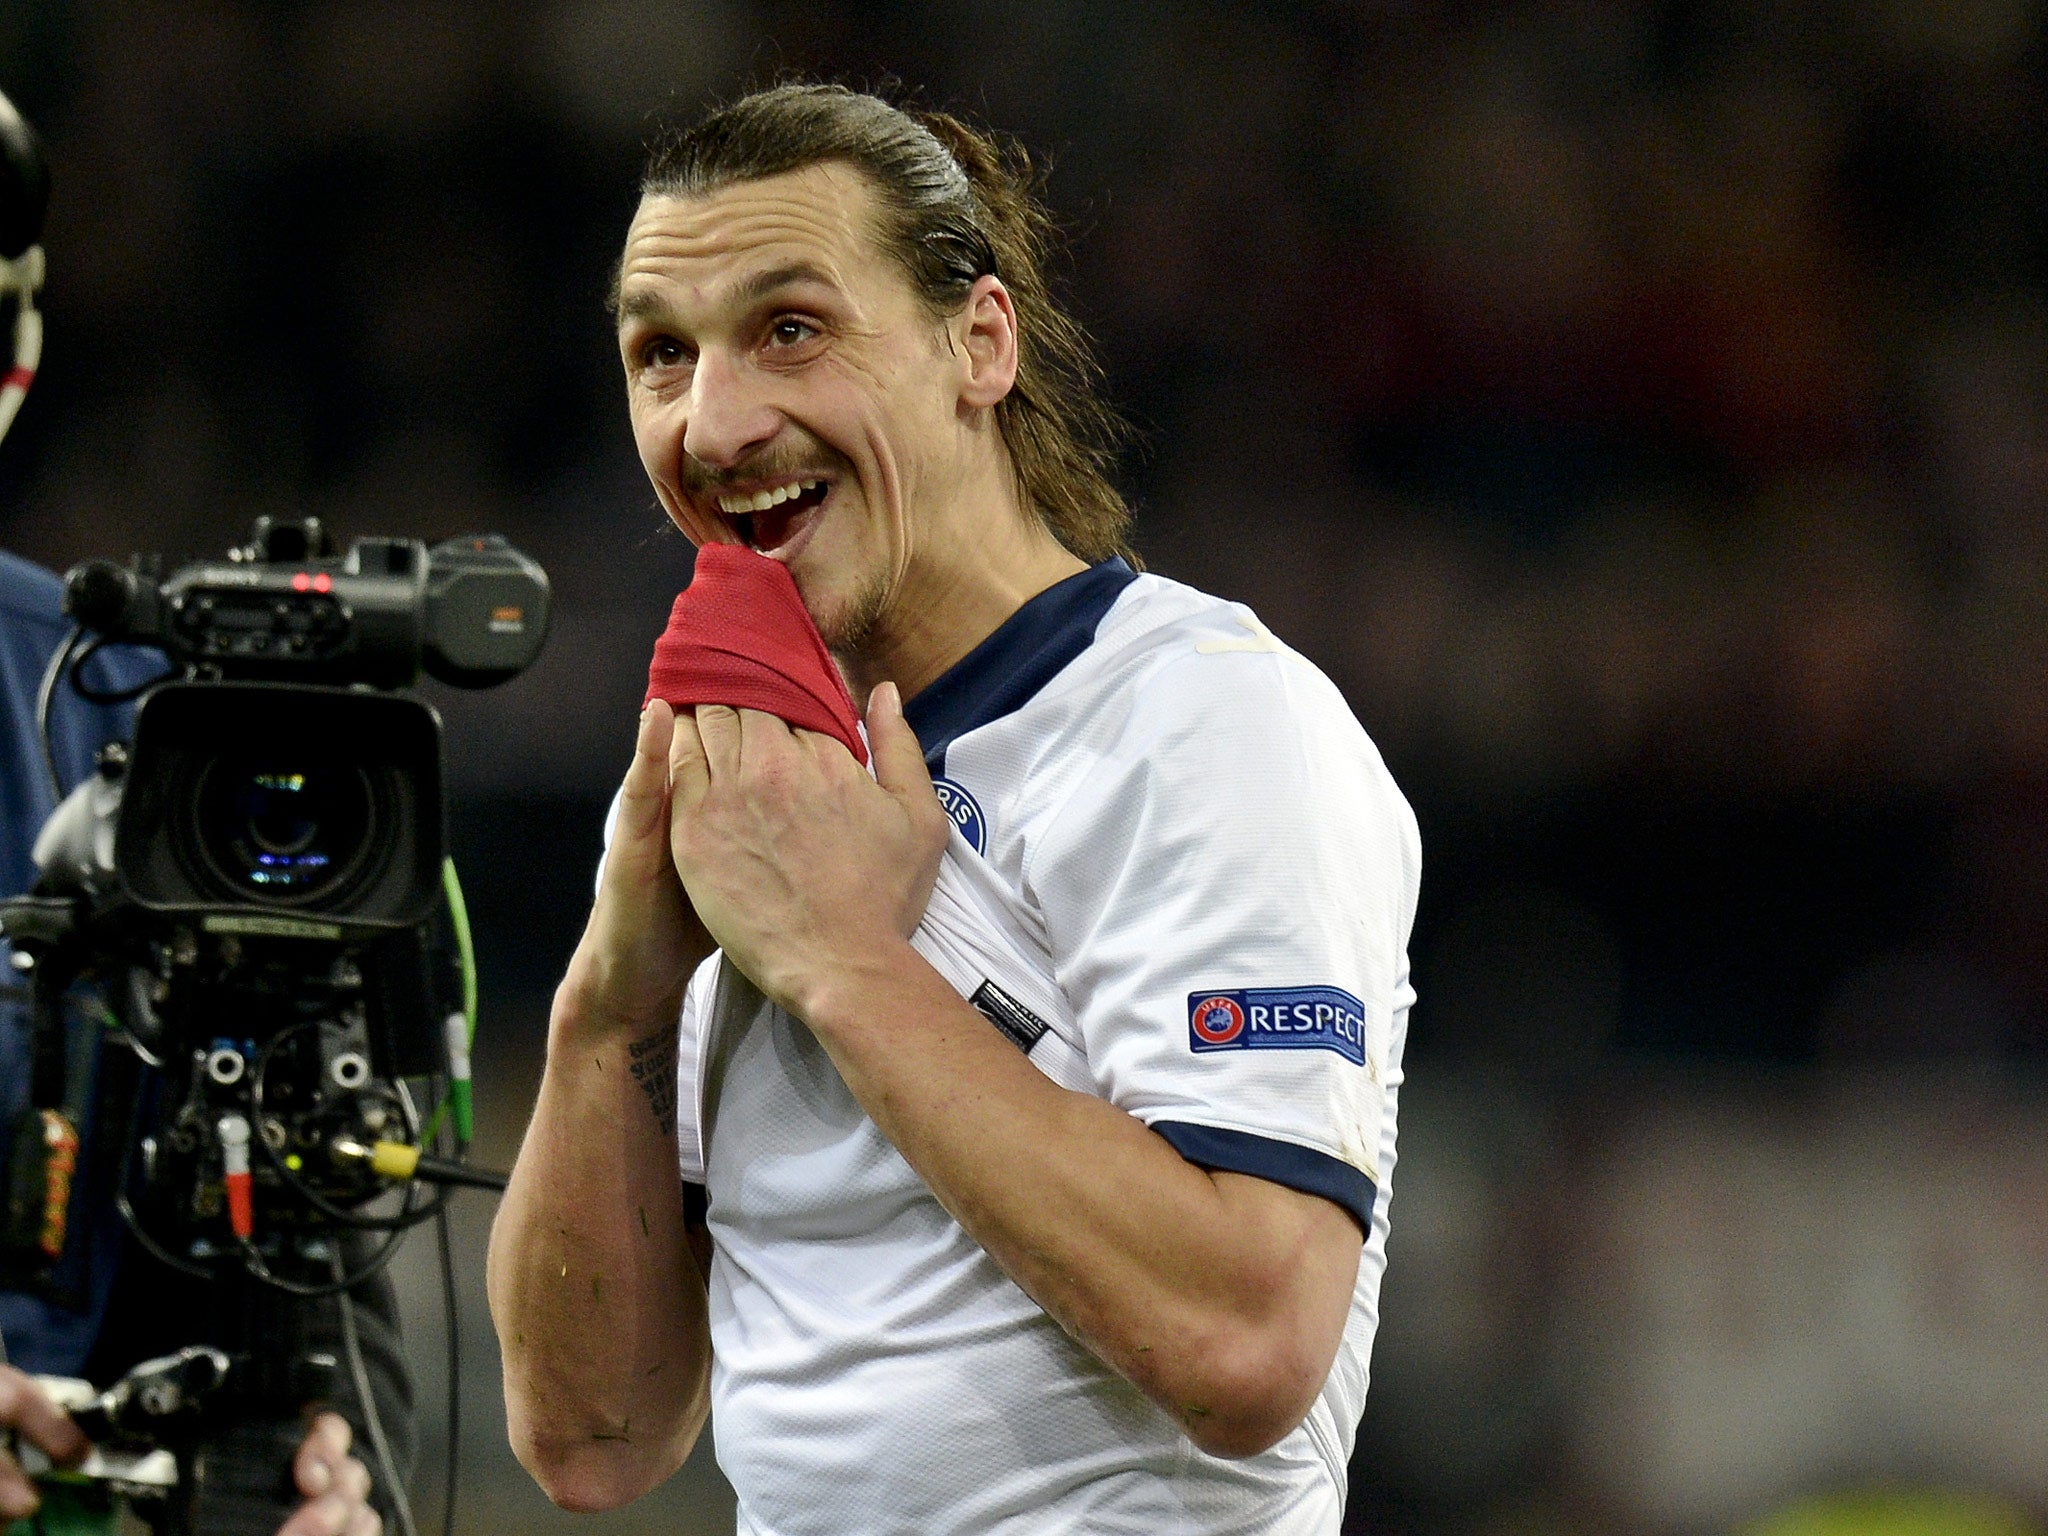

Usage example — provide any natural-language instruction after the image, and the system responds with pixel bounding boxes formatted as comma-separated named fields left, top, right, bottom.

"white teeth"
left=717, top=479, right=824, bottom=517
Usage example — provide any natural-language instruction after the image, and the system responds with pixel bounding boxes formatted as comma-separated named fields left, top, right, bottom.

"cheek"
left=631, top=401, right=718, bottom=543
left=629, top=399, right=670, bottom=476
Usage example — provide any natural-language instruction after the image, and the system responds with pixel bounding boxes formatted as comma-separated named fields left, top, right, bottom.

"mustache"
left=676, top=437, right=850, bottom=499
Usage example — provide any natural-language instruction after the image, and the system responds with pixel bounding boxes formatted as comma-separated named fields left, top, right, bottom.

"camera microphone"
left=0, top=85, right=47, bottom=261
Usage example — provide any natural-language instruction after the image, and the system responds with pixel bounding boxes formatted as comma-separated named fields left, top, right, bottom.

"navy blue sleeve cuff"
left=1151, top=1121, right=1377, bottom=1234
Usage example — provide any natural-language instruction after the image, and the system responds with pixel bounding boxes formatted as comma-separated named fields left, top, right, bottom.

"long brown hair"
left=640, top=83, right=1137, bottom=565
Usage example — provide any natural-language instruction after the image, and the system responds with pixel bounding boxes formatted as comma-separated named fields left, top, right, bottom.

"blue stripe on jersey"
left=1150, top=1121, right=1377, bottom=1234
left=904, top=557, right=1137, bottom=775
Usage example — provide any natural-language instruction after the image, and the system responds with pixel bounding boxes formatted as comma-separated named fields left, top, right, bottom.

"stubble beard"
left=813, top=564, right=891, bottom=664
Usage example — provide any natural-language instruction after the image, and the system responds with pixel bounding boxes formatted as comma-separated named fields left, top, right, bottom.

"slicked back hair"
left=639, top=83, right=1136, bottom=566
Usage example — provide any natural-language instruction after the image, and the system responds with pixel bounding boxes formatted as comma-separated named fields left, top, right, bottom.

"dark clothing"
left=0, top=550, right=414, bottom=1528
left=0, top=548, right=158, bottom=1372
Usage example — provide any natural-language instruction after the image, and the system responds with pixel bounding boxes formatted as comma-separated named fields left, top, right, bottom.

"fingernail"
left=876, top=681, right=901, bottom=716
left=304, top=1457, right=332, bottom=1494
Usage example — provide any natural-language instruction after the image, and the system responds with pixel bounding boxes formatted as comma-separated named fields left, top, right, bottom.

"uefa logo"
left=1190, top=995, right=1246, bottom=1045
left=933, top=777, right=987, bottom=855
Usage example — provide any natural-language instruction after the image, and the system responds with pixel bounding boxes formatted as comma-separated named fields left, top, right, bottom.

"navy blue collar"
left=904, top=558, right=1137, bottom=774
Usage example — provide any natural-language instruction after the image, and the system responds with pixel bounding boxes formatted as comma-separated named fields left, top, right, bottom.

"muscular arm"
left=808, top=950, right=1362, bottom=1454
left=486, top=706, right=716, bottom=1511
left=670, top=694, right=1363, bottom=1459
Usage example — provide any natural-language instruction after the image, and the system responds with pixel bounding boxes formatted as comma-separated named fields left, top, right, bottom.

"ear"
left=955, top=274, right=1019, bottom=411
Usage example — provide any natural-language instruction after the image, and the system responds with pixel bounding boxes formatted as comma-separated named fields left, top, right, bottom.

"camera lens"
left=191, top=760, right=379, bottom=907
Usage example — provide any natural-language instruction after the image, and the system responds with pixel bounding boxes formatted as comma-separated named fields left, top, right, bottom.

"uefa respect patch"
left=1187, top=987, right=1368, bottom=1066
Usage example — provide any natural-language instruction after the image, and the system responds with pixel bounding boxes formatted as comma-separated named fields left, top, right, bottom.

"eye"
left=643, top=337, right=688, bottom=369
left=767, top=317, right=818, bottom=348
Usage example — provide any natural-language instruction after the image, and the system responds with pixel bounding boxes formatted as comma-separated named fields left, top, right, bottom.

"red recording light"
left=291, top=572, right=311, bottom=592
left=312, top=574, right=332, bottom=593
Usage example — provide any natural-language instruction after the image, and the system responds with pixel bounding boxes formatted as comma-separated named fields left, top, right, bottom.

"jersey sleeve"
left=674, top=952, right=717, bottom=1183
left=1027, top=640, right=1419, bottom=1232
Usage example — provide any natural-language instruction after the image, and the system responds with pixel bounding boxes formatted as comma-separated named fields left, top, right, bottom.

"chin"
left=798, top=568, right=889, bottom=656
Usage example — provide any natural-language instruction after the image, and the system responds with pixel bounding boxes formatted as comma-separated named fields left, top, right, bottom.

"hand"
left=667, top=683, right=948, bottom=1018
left=274, top=1411, right=380, bottom=1536
left=0, top=1365, right=89, bottom=1524
left=556, top=700, right=715, bottom=1042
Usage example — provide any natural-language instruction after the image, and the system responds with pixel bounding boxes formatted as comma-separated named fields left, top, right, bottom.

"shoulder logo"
left=932, top=777, right=986, bottom=855
left=1187, top=986, right=1369, bottom=1068
left=1190, top=995, right=1247, bottom=1045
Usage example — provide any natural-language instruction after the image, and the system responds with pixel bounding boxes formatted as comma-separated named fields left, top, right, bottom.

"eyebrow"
left=734, top=260, right=839, bottom=306
left=614, top=260, right=840, bottom=328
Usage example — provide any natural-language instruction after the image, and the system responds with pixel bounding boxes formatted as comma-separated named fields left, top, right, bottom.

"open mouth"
left=718, top=479, right=831, bottom=555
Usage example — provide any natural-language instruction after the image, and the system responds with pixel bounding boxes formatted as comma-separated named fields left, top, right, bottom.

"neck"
left=836, top=477, right=1089, bottom=710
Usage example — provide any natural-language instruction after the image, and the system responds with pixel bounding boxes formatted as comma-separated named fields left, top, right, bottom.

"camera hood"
left=113, top=682, right=446, bottom=934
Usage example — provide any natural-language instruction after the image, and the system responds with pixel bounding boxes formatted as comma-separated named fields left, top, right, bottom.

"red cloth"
left=643, top=542, right=868, bottom=766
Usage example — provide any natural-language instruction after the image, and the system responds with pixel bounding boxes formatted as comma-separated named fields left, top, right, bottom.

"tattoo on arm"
left=626, top=1029, right=678, bottom=1136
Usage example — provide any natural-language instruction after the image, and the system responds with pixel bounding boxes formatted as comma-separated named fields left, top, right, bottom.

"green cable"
left=427, top=856, right=478, bottom=1147
left=443, top=856, right=478, bottom=1044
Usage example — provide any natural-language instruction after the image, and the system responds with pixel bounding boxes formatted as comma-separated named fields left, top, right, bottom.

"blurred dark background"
left=4, top=2, right=2047, bottom=1533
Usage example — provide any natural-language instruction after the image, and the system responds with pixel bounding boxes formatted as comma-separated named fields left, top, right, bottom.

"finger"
left=668, top=706, right=711, bottom=808
left=346, top=1505, right=383, bottom=1536
left=694, top=704, right=742, bottom=780
left=735, top=707, right=798, bottom=778
left=292, top=1412, right=353, bottom=1506
left=616, top=701, right=677, bottom=844
left=0, top=1367, right=88, bottom=1467
left=866, top=682, right=935, bottom=805
left=0, top=1450, right=40, bottom=1523
left=275, top=1490, right=350, bottom=1536
left=309, top=1410, right=352, bottom=1457
left=331, top=1453, right=372, bottom=1507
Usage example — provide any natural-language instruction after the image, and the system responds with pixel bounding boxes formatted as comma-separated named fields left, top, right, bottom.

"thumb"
left=865, top=682, right=934, bottom=803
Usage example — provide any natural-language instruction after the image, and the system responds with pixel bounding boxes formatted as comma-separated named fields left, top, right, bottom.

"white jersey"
left=647, top=562, right=1419, bottom=1535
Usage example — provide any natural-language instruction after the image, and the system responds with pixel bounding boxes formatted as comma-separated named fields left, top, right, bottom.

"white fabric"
left=639, top=572, right=1418, bottom=1535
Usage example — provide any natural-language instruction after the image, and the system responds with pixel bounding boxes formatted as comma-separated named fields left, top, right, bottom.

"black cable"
left=32, top=622, right=78, bottom=802
left=233, top=1225, right=407, bottom=1299
left=113, top=1184, right=215, bottom=1279
left=112, top=1074, right=214, bottom=1280
left=435, top=1203, right=458, bottom=1536
left=114, top=1045, right=417, bottom=1295
left=333, top=1247, right=420, bottom=1536
left=247, top=1024, right=448, bottom=1231
left=66, top=632, right=175, bottom=704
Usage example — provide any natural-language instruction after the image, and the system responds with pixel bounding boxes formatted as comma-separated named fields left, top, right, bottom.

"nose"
left=682, top=347, right=781, bottom=471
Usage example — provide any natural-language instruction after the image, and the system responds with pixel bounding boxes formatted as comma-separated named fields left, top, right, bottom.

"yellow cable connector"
left=369, top=1140, right=422, bottom=1180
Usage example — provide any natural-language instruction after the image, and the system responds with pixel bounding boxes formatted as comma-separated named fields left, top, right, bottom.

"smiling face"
left=617, top=162, right=997, bottom=655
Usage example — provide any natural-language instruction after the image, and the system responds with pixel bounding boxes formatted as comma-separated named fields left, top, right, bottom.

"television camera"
left=0, top=79, right=548, bottom=1534
left=1, top=516, right=546, bottom=1533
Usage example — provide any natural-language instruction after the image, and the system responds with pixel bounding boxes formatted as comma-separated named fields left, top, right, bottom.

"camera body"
left=66, top=515, right=546, bottom=692
left=0, top=517, right=546, bottom=1294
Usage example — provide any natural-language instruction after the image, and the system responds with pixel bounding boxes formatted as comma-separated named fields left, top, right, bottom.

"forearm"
left=796, top=944, right=1361, bottom=1455
left=486, top=985, right=710, bottom=1510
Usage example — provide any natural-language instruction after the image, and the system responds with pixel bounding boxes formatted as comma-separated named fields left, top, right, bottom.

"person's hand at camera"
left=0, top=1364, right=89, bottom=1525
left=274, top=1411, right=381, bottom=1536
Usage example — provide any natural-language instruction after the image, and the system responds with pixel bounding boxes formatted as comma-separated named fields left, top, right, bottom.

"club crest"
left=933, top=777, right=986, bottom=855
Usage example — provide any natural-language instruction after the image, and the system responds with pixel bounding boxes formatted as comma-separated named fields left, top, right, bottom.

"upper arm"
left=1034, top=640, right=1419, bottom=1239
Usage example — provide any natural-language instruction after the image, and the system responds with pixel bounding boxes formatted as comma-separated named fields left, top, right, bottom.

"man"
left=488, top=83, right=1418, bottom=1534
left=0, top=549, right=396, bottom=1536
